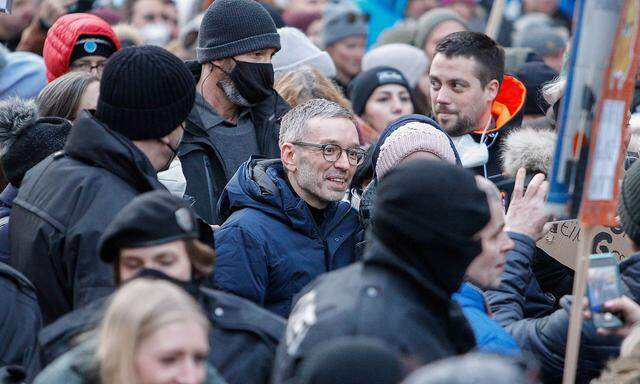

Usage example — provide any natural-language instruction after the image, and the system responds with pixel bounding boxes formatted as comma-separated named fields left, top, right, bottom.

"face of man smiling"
left=285, top=117, right=360, bottom=209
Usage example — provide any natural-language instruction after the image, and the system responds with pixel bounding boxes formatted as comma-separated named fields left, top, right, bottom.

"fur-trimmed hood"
left=500, top=125, right=556, bottom=176
left=0, top=97, right=38, bottom=156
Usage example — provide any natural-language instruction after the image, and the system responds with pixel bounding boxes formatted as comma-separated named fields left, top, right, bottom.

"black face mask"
left=229, top=59, right=275, bottom=105
left=132, top=268, right=201, bottom=300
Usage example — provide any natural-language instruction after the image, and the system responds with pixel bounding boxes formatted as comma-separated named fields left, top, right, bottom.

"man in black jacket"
left=38, top=191, right=285, bottom=384
left=10, top=45, right=196, bottom=325
left=428, top=31, right=525, bottom=180
left=179, top=0, right=290, bottom=224
left=272, top=160, right=497, bottom=383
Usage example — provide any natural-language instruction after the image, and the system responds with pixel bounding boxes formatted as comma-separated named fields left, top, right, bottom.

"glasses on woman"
left=292, top=142, right=366, bottom=166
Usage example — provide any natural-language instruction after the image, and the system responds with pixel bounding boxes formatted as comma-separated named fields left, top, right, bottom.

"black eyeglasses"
left=70, top=61, right=107, bottom=73
left=292, top=142, right=366, bottom=166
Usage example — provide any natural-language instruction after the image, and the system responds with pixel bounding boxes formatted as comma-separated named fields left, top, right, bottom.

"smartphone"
left=587, top=254, right=624, bottom=329
left=0, top=0, right=13, bottom=14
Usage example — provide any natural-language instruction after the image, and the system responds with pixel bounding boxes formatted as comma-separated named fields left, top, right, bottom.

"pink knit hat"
left=376, top=121, right=456, bottom=178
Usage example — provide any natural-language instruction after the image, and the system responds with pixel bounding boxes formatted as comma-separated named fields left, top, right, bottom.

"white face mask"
left=157, top=157, right=187, bottom=198
left=451, top=134, right=489, bottom=169
left=140, top=22, right=172, bottom=46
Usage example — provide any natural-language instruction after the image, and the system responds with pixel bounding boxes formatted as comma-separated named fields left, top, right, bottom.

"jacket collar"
left=454, top=282, right=486, bottom=311
left=472, top=75, right=526, bottom=135
left=364, top=236, right=455, bottom=307
left=64, top=112, right=164, bottom=193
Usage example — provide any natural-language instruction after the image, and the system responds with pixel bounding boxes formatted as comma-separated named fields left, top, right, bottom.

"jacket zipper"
left=202, top=157, right=216, bottom=221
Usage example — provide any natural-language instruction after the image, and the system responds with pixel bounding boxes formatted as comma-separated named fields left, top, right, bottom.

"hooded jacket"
left=42, top=13, right=121, bottom=82
left=37, top=285, right=285, bottom=384
left=272, top=160, right=488, bottom=383
left=0, top=262, right=41, bottom=382
left=467, top=75, right=526, bottom=180
left=9, top=112, right=164, bottom=325
left=213, top=158, right=362, bottom=317
left=178, top=61, right=290, bottom=225
left=358, top=114, right=460, bottom=228
left=354, top=0, right=408, bottom=47
left=485, top=233, right=622, bottom=384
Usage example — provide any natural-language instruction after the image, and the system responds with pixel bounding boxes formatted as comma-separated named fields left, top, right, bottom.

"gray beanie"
left=514, top=27, right=567, bottom=58
left=362, top=43, right=428, bottom=87
left=414, top=8, right=467, bottom=51
left=321, top=1, right=368, bottom=49
left=197, top=0, right=281, bottom=63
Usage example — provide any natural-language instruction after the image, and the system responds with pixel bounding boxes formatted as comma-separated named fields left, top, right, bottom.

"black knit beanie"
left=197, top=0, right=281, bottom=63
left=372, top=160, right=490, bottom=295
left=96, top=45, right=196, bottom=140
left=348, top=66, right=413, bottom=116
left=1, top=117, right=72, bottom=187
left=69, top=35, right=117, bottom=64
left=619, top=160, right=640, bottom=246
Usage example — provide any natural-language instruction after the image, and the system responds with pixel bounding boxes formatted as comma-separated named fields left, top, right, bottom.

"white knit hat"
left=273, top=27, right=336, bottom=78
left=362, top=44, right=428, bottom=88
left=376, top=121, right=456, bottom=178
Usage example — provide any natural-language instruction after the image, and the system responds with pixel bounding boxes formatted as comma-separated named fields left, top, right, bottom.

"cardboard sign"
left=537, top=219, right=633, bottom=269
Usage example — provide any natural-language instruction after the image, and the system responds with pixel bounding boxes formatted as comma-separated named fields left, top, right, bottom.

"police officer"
left=38, top=191, right=285, bottom=384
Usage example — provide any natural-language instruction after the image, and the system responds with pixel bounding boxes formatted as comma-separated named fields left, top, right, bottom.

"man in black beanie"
left=272, top=160, right=494, bottom=383
left=180, top=0, right=290, bottom=224
left=10, top=45, right=196, bottom=325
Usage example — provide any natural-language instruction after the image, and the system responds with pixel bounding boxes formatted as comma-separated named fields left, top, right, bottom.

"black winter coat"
left=178, top=61, right=290, bottom=224
left=37, top=286, right=285, bottom=384
left=271, top=237, right=476, bottom=383
left=10, top=114, right=165, bottom=325
left=485, top=233, right=621, bottom=384
left=0, top=263, right=41, bottom=382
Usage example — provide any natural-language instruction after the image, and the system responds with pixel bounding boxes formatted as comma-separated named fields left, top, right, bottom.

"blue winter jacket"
left=214, top=158, right=363, bottom=318
left=453, top=282, right=520, bottom=356
left=486, top=232, right=621, bottom=384
left=354, top=0, right=407, bottom=47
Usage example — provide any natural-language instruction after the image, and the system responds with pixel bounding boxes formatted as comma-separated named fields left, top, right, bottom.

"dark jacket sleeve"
left=486, top=233, right=620, bottom=383
left=486, top=232, right=537, bottom=325
left=213, top=225, right=269, bottom=306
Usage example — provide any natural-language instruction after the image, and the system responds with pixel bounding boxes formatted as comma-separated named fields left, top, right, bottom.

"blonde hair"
left=97, top=279, right=209, bottom=384
left=275, top=65, right=352, bottom=111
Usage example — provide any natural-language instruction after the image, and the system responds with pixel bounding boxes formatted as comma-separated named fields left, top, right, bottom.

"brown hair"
left=184, top=238, right=215, bottom=278
left=275, top=66, right=353, bottom=111
left=36, top=72, right=99, bottom=120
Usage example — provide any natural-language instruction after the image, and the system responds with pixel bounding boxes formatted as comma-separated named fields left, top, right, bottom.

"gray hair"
left=279, top=98, right=356, bottom=147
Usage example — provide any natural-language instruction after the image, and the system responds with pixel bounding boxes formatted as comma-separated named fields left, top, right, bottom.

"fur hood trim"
left=500, top=126, right=556, bottom=177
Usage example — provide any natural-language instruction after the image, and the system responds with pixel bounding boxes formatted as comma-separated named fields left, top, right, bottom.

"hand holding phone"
left=587, top=254, right=624, bottom=329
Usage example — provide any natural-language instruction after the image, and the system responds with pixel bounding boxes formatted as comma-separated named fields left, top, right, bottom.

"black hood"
left=367, top=160, right=490, bottom=298
left=64, top=112, right=164, bottom=193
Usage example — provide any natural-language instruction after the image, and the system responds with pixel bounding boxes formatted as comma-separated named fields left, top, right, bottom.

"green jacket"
left=33, top=339, right=227, bottom=384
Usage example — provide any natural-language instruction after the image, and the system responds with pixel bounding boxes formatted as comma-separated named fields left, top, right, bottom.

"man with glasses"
left=213, top=98, right=364, bottom=318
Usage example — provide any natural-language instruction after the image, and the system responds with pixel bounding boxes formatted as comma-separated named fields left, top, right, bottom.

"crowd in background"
left=2, top=0, right=640, bottom=383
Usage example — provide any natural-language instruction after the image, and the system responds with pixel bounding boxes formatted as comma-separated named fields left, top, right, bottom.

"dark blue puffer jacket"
left=486, top=232, right=621, bottom=384
left=214, top=158, right=362, bottom=318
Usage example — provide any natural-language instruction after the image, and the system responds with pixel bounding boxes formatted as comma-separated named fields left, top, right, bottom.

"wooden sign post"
left=562, top=1, right=640, bottom=382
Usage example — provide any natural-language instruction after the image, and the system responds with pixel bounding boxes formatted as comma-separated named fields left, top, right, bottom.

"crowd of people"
left=2, top=0, right=640, bottom=383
